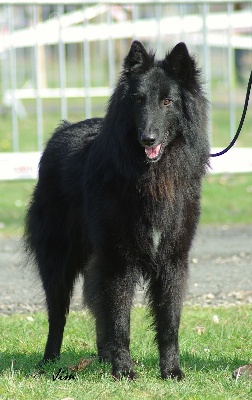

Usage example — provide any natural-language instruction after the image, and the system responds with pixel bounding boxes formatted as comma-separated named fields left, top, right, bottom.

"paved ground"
left=0, top=225, right=252, bottom=315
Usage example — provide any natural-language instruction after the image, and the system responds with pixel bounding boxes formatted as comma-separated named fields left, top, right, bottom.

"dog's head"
left=122, top=41, right=202, bottom=163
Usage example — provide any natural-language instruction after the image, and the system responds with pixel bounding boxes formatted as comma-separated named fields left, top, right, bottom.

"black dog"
left=24, top=41, right=209, bottom=380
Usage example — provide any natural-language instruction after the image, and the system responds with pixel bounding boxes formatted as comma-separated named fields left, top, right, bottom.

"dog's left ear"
left=124, top=41, right=154, bottom=75
left=162, top=42, right=199, bottom=86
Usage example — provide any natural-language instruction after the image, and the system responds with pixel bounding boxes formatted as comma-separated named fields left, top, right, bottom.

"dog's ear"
left=162, top=42, right=199, bottom=87
left=124, top=41, right=154, bottom=75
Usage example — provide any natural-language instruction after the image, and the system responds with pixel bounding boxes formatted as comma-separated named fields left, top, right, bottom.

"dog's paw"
left=161, top=367, right=185, bottom=381
left=111, top=351, right=136, bottom=380
left=112, top=360, right=136, bottom=381
left=112, top=367, right=136, bottom=381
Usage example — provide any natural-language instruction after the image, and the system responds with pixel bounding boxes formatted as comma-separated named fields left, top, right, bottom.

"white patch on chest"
left=152, top=228, right=162, bottom=256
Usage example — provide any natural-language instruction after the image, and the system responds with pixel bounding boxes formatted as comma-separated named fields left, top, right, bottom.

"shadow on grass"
left=0, top=349, right=249, bottom=381
left=0, top=349, right=111, bottom=380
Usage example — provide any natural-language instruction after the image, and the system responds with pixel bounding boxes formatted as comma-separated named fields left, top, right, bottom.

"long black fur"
left=24, top=41, right=209, bottom=380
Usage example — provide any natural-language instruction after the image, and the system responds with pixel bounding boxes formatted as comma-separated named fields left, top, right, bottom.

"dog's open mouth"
left=144, top=131, right=169, bottom=162
left=145, top=144, right=161, bottom=160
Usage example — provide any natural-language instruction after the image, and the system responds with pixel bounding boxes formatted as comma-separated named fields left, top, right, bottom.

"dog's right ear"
left=123, top=41, right=154, bottom=75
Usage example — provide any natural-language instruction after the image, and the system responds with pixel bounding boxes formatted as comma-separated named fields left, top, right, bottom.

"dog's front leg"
left=148, top=259, right=188, bottom=380
left=84, top=256, right=138, bottom=380
left=102, top=268, right=137, bottom=380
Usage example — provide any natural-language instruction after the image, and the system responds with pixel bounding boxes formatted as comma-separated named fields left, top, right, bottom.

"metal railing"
left=0, top=0, right=251, bottom=156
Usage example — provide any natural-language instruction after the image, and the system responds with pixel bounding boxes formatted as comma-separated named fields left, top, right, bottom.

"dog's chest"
left=151, top=227, right=162, bottom=256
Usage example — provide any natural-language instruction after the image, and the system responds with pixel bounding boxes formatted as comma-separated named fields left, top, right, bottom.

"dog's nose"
left=140, top=134, right=156, bottom=147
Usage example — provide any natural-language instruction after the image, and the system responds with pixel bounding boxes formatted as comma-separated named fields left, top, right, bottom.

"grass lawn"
left=0, top=173, right=252, bottom=236
left=1, top=306, right=252, bottom=399
left=200, top=173, right=252, bottom=225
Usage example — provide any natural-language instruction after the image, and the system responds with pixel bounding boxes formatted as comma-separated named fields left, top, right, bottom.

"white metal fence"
left=0, top=0, right=251, bottom=178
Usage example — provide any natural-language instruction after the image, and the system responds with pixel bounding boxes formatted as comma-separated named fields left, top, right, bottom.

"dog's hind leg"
left=40, top=282, right=71, bottom=365
left=148, top=259, right=188, bottom=381
left=37, top=255, right=77, bottom=366
left=84, top=255, right=138, bottom=379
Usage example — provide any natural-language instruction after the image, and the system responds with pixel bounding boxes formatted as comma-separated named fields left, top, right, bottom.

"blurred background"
left=0, top=0, right=251, bottom=153
left=0, top=0, right=251, bottom=232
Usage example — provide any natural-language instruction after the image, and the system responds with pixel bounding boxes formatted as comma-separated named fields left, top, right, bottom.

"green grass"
left=1, top=306, right=252, bottom=399
left=0, top=173, right=252, bottom=236
left=200, top=173, right=252, bottom=225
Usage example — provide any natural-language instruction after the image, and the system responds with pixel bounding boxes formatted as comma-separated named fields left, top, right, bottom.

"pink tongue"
left=145, top=144, right=161, bottom=159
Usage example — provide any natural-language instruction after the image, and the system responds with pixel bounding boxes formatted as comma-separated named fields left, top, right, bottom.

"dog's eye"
left=163, top=98, right=172, bottom=106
